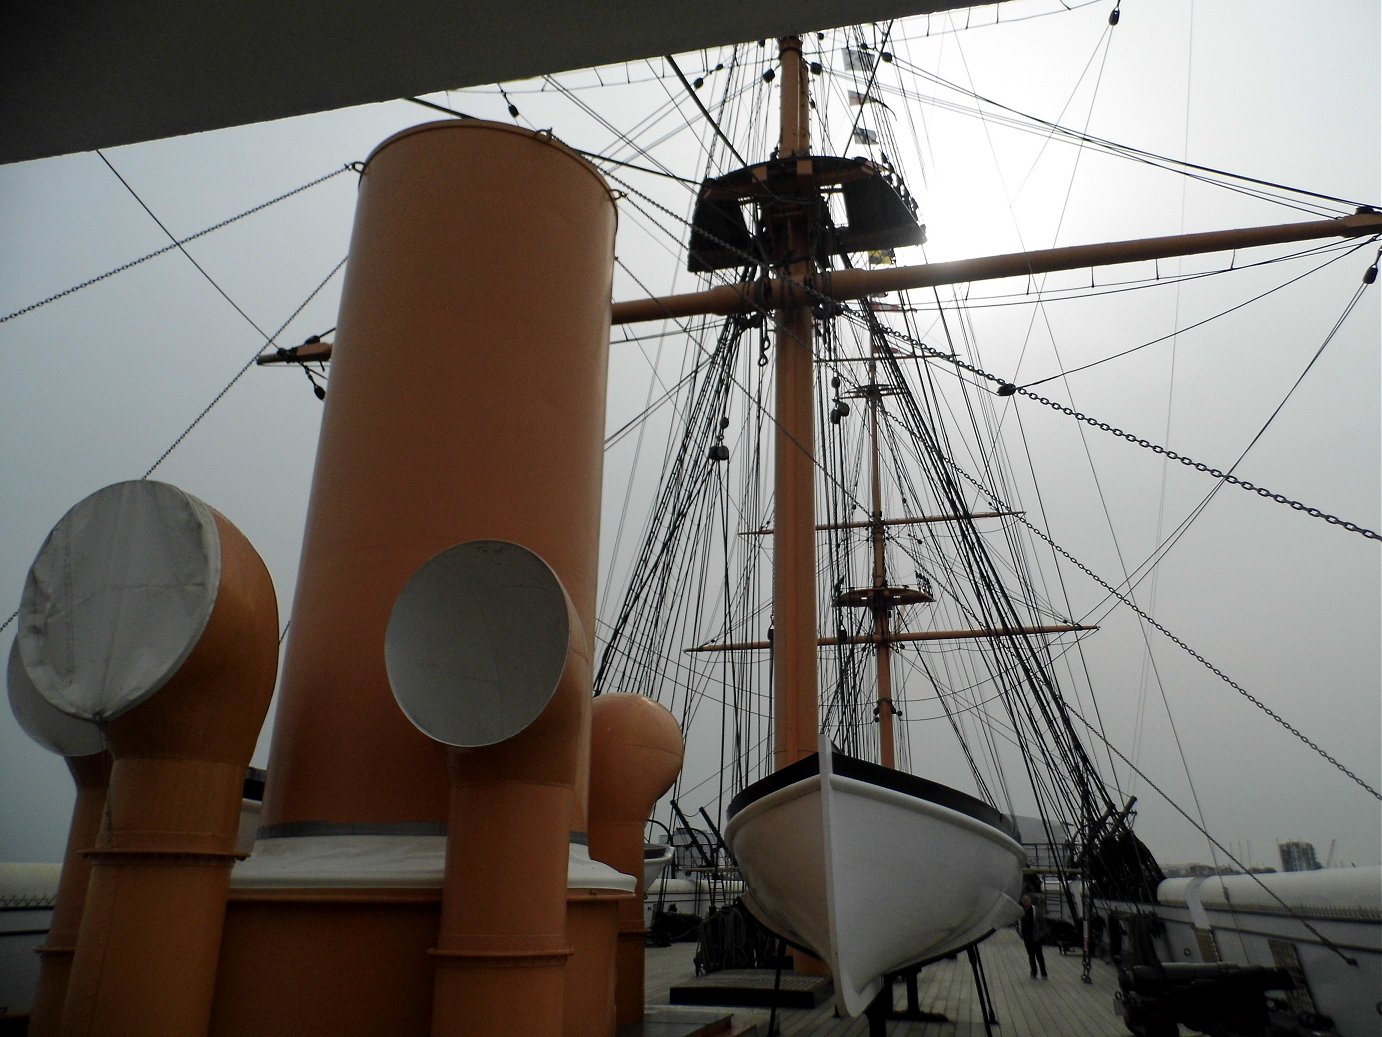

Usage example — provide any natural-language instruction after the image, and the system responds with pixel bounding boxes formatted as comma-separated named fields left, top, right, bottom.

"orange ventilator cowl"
left=385, top=540, right=608, bottom=1037
left=18, top=482, right=278, bottom=1036
left=6, top=641, right=110, bottom=1037
left=587, top=693, right=685, bottom=1025
left=30, top=753, right=111, bottom=1037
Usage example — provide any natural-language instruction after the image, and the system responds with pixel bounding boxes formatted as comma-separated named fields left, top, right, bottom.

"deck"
left=641, top=929, right=1132, bottom=1037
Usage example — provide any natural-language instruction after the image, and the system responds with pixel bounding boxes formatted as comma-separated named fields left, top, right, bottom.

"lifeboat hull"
left=725, top=747, right=1025, bottom=1016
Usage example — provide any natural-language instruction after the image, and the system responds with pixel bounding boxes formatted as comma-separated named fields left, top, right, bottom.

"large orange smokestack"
left=261, top=120, right=616, bottom=836
left=16, top=481, right=278, bottom=1035
left=233, top=120, right=620, bottom=1033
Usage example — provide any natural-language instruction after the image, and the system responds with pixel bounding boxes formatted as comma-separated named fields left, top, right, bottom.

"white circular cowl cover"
left=385, top=540, right=571, bottom=748
left=17, top=480, right=222, bottom=723
left=7, top=639, right=105, bottom=757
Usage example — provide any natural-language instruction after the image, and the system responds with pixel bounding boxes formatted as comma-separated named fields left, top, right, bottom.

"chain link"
left=869, top=321, right=1382, bottom=544
left=2, top=164, right=355, bottom=325
left=1017, top=387, right=1382, bottom=541
left=608, top=167, right=1381, bottom=798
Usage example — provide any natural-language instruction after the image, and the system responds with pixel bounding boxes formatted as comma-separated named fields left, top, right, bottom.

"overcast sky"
left=2, top=0, right=1378, bottom=871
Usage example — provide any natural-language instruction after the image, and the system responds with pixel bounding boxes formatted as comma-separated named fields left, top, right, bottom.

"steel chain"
left=868, top=321, right=1381, bottom=544
left=2, top=164, right=355, bottom=325
left=1018, top=388, right=1381, bottom=541
left=610, top=169, right=1381, bottom=798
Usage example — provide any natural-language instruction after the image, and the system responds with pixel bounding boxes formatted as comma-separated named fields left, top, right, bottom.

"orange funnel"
left=262, top=120, right=616, bottom=836
left=247, top=120, right=618, bottom=1035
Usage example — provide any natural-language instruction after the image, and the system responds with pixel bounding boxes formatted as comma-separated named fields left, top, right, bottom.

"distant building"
left=1278, top=840, right=1322, bottom=872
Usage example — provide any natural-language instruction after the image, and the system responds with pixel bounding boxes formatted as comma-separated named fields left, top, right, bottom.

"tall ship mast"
left=719, top=37, right=1030, bottom=1015
left=592, top=27, right=1380, bottom=1020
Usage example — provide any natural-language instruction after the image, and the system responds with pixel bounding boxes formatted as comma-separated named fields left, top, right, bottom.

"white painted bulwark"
left=1096, top=868, right=1382, bottom=1037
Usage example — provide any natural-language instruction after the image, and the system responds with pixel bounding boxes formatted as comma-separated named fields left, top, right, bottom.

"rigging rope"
left=0, top=255, right=348, bottom=637
left=143, top=257, right=348, bottom=478
left=602, top=124, right=1380, bottom=544
left=882, top=52, right=1372, bottom=216
left=404, top=94, right=701, bottom=184
left=1019, top=242, right=1371, bottom=387
left=937, top=456, right=1381, bottom=801
left=665, top=55, right=750, bottom=168
left=1061, top=700, right=1363, bottom=966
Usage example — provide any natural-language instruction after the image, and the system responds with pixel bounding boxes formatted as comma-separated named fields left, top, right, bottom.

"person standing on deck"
left=1020, top=894, right=1048, bottom=978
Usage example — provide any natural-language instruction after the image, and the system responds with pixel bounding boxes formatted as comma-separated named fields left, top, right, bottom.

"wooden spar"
left=256, top=211, right=1382, bottom=366
left=772, top=34, right=818, bottom=772
left=744, top=510, right=1019, bottom=535
left=685, top=622, right=1095, bottom=653
left=254, top=340, right=333, bottom=365
left=609, top=209, right=1382, bottom=325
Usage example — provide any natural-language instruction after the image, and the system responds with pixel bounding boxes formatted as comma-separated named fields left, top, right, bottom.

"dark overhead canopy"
left=1, top=0, right=1002, bottom=166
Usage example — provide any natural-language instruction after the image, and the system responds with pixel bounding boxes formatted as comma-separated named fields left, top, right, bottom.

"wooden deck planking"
left=644, top=929, right=1131, bottom=1037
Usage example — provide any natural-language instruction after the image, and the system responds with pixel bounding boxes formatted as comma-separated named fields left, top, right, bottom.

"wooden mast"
left=771, top=34, right=819, bottom=772
left=864, top=311, right=899, bottom=768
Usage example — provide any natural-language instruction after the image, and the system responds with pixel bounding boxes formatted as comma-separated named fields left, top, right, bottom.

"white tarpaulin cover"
left=6, top=639, right=105, bottom=757
left=231, top=835, right=636, bottom=893
left=386, top=540, right=572, bottom=748
left=1159, top=866, right=1382, bottom=921
left=17, top=480, right=222, bottom=723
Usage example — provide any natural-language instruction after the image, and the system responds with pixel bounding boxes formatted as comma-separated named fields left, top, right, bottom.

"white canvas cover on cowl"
left=385, top=539, right=572, bottom=748
left=230, top=835, right=635, bottom=894
left=17, top=480, right=222, bottom=723
left=7, top=638, right=105, bottom=757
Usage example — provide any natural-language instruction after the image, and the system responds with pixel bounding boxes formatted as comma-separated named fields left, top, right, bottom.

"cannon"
left=1116, top=961, right=1299, bottom=1037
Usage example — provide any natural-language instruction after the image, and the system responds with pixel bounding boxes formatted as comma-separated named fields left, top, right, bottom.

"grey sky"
left=1, top=0, right=1378, bottom=870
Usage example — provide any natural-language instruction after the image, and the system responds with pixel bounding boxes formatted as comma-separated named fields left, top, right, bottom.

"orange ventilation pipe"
left=387, top=540, right=602, bottom=1037
left=261, top=120, right=616, bottom=841
left=6, top=644, right=110, bottom=1037
left=16, top=481, right=279, bottom=1036
left=587, top=694, right=685, bottom=1026
left=31, top=753, right=111, bottom=1035
left=437, top=664, right=590, bottom=1036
